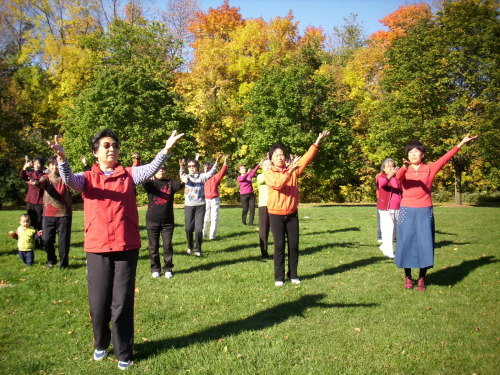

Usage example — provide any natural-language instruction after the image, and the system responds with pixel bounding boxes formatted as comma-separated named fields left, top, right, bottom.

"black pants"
left=146, top=221, right=174, bottom=273
left=184, top=205, right=205, bottom=252
left=27, top=202, right=43, bottom=248
left=26, top=202, right=43, bottom=230
left=86, top=249, right=139, bottom=362
left=258, top=206, right=270, bottom=257
left=240, top=193, right=255, bottom=225
left=43, top=215, right=72, bottom=268
left=269, top=211, right=299, bottom=281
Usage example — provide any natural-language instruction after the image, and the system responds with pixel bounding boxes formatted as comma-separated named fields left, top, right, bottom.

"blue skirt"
left=394, top=206, right=435, bottom=269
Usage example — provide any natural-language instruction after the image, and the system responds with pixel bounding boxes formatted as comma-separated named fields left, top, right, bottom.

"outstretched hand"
left=164, top=130, right=185, bottom=154
left=458, top=132, right=478, bottom=148
left=47, top=135, right=67, bottom=162
left=314, top=130, right=330, bottom=145
left=402, top=158, right=410, bottom=168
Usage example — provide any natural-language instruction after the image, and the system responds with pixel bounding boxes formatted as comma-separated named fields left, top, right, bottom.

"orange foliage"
left=187, top=0, right=244, bottom=43
left=300, top=25, right=326, bottom=47
left=369, top=3, right=432, bottom=46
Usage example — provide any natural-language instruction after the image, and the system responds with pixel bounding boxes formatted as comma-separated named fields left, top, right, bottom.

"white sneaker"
left=165, top=271, right=173, bottom=279
left=186, top=248, right=192, bottom=255
left=118, top=360, right=131, bottom=370
left=195, top=251, right=202, bottom=257
left=93, top=349, right=107, bottom=361
left=275, top=281, right=284, bottom=287
left=152, top=272, right=160, bottom=278
left=291, top=278, right=301, bottom=285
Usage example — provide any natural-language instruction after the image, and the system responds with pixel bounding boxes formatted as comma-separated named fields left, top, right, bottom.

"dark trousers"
left=86, top=249, right=139, bottom=362
left=269, top=211, right=299, bottom=281
left=43, top=215, right=72, bottom=268
left=27, top=202, right=43, bottom=248
left=184, top=205, right=205, bottom=252
left=26, top=203, right=43, bottom=230
left=19, top=250, right=34, bottom=266
left=258, top=206, right=270, bottom=257
left=146, top=221, right=174, bottom=273
left=240, top=193, right=255, bottom=225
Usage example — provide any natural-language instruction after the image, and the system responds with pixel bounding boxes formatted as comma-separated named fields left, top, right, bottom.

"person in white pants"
left=203, top=155, right=228, bottom=240
left=376, top=159, right=402, bottom=258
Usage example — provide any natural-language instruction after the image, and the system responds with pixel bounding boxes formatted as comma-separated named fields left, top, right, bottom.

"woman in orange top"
left=265, top=130, right=330, bottom=286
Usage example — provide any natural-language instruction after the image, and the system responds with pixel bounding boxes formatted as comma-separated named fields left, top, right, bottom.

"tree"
left=367, top=0, right=500, bottom=204
left=61, top=19, right=195, bottom=165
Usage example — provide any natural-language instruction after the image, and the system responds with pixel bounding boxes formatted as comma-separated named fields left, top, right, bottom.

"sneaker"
left=417, top=277, right=426, bottom=291
left=165, top=271, right=173, bottom=279
left=151, top=272, right=160, bottom=278
left=186, top=248, right=192, bottom=255
left=93, top=349, right=107, bottom=361
left=404, top=277, right=414, bottom=289
left=117, top=360, right=131, bottom=370
left=275, top=281, right=284, bottom=287
left=291, top=278, right=301, bottom=285
left=46, top=263, right=55, bottom=269
left=195, top=251, right=202, bottom=257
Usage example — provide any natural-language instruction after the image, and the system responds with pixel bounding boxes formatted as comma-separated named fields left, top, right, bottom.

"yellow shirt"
left=17, top=226, right=36, bottom=251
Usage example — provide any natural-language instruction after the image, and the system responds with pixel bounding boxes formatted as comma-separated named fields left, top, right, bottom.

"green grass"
left=0, top=205, right=498, bottom=375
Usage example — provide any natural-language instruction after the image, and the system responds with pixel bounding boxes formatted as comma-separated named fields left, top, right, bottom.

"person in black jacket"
left=143, top=164, right=184, bottom=279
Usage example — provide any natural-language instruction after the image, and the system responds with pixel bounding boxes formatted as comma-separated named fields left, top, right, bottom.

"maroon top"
left=19, top=169, right=45, bottom=205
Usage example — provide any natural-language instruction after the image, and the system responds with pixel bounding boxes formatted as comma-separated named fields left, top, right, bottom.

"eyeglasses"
left=159, top=167, right=167, bottom=170
left=100, top=142, right=120, bottom=149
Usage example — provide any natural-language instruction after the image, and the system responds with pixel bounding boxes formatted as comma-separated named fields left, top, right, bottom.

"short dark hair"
left=47, top=155, right=58, bottom=166
left=33, top=156, right=45, bottom=167
left=268, top=143, right=288, bottom=160
left=90, top=129, right=120, bottom=153
left=186, top=159, right=199, bottom=169
left=204, top=162, right=213, bottom=169
left=405, top=140, right=426, bottom=155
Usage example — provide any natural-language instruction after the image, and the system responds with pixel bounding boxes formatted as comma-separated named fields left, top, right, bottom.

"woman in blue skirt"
left=394, top=133, right=477, bottom=291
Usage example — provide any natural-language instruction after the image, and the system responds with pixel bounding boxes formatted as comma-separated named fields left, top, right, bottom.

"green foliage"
left=366, top=0, right=500, bottom=201
left=60, top=20, right=196, bottom=165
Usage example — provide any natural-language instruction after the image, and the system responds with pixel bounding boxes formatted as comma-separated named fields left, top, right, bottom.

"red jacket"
left=376, top=175, right=401, bottom=210
left=205, top=164, right=227, bottom=199
left=82, top=164, right=140, bottom=253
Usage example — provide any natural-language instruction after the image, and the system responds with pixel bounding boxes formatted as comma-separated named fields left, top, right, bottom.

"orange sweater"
left=264, top=144, right=319, bottom=215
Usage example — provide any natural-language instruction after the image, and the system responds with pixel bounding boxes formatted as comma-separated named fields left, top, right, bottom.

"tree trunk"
left=454, top=167, right=462, bottom=206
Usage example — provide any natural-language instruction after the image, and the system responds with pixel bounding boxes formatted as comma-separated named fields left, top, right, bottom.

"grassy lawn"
left=0, top=205, right=498, bottom=375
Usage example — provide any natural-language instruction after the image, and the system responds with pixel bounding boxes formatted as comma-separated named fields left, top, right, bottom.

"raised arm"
left=47, top=135, right=85, bottom=192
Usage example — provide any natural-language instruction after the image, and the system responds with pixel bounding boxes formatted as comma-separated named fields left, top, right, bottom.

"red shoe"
left=417, top=277, right=426, bottom=291
left=404, top=277, right=414, bottom=289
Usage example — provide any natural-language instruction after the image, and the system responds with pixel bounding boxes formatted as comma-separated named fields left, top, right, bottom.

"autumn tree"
left=367, top=0, right=500, bottom=204
left=61, top=19, right=195, bottom=166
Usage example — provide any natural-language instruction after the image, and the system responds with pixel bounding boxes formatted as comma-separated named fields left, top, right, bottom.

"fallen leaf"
left=354, top=328, right=362, bottom=332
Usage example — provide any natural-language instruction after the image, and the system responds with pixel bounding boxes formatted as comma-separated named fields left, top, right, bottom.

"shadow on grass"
left=134, top=294, right=377, bottom=359
left=173, top=254, right=266, bottom=275
left=435, top=240, right=470, bottom=249
left=302, top=256, right=386, bottom=281
left=301, top=242, right=359, bottom=256
left=302, top=227, right=361, bottom=237
left=427, top=255, right=498, bottom=286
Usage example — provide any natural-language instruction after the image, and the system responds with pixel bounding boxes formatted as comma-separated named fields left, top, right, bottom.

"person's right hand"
left=47, top=135, right=67, bottom=162
left=23, top=155, right=32, bottom=170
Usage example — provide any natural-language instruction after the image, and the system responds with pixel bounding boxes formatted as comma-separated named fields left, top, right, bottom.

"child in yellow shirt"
left=9, top=214, right=41, bottom=266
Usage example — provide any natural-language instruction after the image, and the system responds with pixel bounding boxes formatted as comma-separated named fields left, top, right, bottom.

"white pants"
left=203, top=197, right=220, bottom=240
left=378, top=209, right=399, bottom=256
